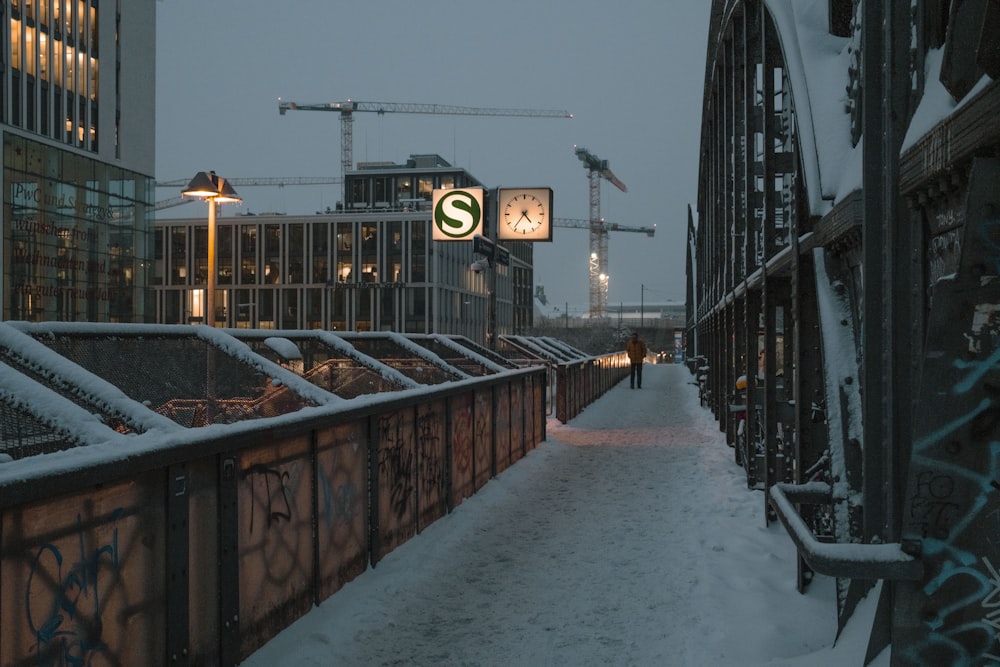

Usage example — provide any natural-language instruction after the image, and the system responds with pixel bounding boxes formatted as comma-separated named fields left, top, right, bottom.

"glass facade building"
left=1, top=1, right=156, bottom=323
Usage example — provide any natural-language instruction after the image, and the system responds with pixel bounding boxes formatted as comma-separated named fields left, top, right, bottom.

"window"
left=240, top=226, right=257, bottom=284
left=411, top=221, right=427, bottom=282
left=171, top=228, right=188, bottom=284
left=374, top=177, right=390, bottom=206
left=264, top=224, right=281, bottom=283
left=311, top=223, right=329, bottom=283
left=336, top=223, right=353, bottom=282
left=287, top=224, right=304, bottom=283
left=418, top=177, right=433, bottom=200
left=387, top=221, right=402, bottom=282
left=351, top=179, right=368, bottom=207
left=361, top=224, right=378, bottom=282
left=218, top=225, right=233, bottom=284
left=397, top=177, right=412, bottom=201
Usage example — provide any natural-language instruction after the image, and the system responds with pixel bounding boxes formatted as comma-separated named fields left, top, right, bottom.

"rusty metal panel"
left=538, top=371, right=547, bottom=443
left=1, top=473, right=165, bottom=666
left=523, top=376, right=536, bottom=453
left=449, top=393, right=475, bottom=507
left=556, top=364, right=569, bottom=424
left=474, top=388, right=493, bottom=490
left=315, top=421, right=368, bottom=602
left=510, top=381, right=524, bottom=464
left=186, top=456, right=222, bottom=666
left=374, top=409, right=416, bottom=560
left=237, top=435, right=314, bottom=660
left=416, top=400, right=447, bottom=532
left=495, top=384, right=512, bottom=474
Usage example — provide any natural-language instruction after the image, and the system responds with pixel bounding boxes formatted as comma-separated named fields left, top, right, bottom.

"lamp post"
left=182, top=171, right=241, bottom=326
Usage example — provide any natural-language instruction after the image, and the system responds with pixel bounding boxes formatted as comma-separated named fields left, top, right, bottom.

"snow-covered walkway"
left=242, top=363, right=880, bottom=666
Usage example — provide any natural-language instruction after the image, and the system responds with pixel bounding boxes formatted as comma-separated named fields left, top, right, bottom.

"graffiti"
left=904, top=339, right=1000, bottom=662
left=983, top=557, right=1000, bottom=627
left=898, top=211, right=1000, bottom=662
left=378, top=412, right=414, bottom=520
left=417, top=409, right=444, bottom=497
left=246, top=464, right=293, bottom=533
left=910, top=471, right=962, bottom=540
left=899, top=556, right=1000, bottom=664
left=25, top=509, right=123, bottom=665
left=928, top=230, right=961, bottom=287
left=318, top=459, right=360, bottom=529
left=452, top=402, right=473, bottom=479
left=473, top=391, right=493, bottom=487
left=921, top=123, right=952, bottom=177
left=495, top=388, right=511, bottom=471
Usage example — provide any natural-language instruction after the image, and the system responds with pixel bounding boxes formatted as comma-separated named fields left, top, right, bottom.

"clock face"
left=503, top=193, right=546, bottom=234
left=497, top=187, right=553, bottom=241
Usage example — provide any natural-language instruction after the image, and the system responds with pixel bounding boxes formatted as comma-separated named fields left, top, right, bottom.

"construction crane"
left=277, top=98, right=572, bottom=200
left=553, top=218, right=655, bottom=237
left=154, top=176, right=342, bottom=211
left=574, top=146, right=628, bottom=318
left=554, top=219, right=655, bottom=305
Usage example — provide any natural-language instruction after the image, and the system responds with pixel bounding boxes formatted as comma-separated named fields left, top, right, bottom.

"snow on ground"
left=242, top=363, right=884, bottom=666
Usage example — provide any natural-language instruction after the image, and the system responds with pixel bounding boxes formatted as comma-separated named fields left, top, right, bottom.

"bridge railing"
left=0, top=367, right=546, bottom=666
left=554, top=351, right=630, bottom=423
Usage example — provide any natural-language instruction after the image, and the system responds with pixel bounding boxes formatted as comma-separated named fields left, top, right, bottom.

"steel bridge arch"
left=689, top=0, right=1000, bottom=663
left=692, top=0, right=869, bottom=634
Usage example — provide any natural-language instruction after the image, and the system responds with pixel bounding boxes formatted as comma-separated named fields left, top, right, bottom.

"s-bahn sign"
left=432, top=188, right=484, bottom=241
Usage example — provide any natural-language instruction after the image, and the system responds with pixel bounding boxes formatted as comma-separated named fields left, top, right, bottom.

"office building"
left=2, top=1, right=156, bottom=323
left=153, top=155, right=535, bottom=344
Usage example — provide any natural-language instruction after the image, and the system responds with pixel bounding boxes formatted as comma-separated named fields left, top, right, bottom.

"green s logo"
left=434, top=190, right=482, bottom=238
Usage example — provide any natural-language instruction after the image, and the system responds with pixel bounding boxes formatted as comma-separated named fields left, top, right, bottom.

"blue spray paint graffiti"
left=24, top=508, right=123, bottom=666
left=901, top=300, right=1000, bottom=663
left=318, top=460, right=360, bottom=531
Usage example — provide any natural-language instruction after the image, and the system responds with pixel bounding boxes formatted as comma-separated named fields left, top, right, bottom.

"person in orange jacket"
left=626, top=332, right=648, bottom=389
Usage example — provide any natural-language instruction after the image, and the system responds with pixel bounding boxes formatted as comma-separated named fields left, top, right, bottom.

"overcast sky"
left=155, top=1, right=711, bottom=312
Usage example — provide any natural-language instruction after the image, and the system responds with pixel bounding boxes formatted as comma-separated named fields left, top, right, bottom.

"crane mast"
left=278, top=98, right=572, bottom=201
left=574, top=146, right=628, bottom=318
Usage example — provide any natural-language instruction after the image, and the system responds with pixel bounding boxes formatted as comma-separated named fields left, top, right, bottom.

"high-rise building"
left=2, top=1, right=155, bottom=323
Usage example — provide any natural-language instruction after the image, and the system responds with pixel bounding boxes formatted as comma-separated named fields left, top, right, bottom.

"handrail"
left=768, top=482, right=923, bottom=581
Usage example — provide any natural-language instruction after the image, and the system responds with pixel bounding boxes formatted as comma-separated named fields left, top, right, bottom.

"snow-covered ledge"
left=768, top=482, right=923, bottom=581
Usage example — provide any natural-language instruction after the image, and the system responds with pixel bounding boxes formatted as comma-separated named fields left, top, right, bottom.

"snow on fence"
left=0, top=323, right=553, bottom=665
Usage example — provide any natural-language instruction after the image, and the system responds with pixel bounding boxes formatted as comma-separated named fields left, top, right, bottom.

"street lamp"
left=182, top=171, right=241, bottom=326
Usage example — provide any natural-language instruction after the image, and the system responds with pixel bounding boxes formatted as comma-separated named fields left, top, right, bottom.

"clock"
left=497, top=187, right=553, bottom=241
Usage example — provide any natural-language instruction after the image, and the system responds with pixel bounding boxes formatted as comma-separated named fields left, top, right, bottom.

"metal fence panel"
left=0, top=473, right=165, bottom=665
left=316, top=421, right=368, bottom=601
left=374, top=409, right=417, bottom=561
left=238, top=435, right=314, bottom=658
left=474, top=388, right=494, bottom=490
left=449, top=393, right=475, bottom=507
left=417, top=400, right=448, bottom=532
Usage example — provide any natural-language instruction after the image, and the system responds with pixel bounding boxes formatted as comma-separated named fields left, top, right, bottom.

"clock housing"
left=497, top=187, right=553, bottom=241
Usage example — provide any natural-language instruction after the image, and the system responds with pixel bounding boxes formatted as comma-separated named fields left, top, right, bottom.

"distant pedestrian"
left=626, top=332, right=648, bottom=389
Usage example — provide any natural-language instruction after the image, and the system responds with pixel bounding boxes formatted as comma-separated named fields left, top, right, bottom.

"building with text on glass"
left=2, top=1, right=156, bottom=323
left=153, top=155, right=536, bottom=344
